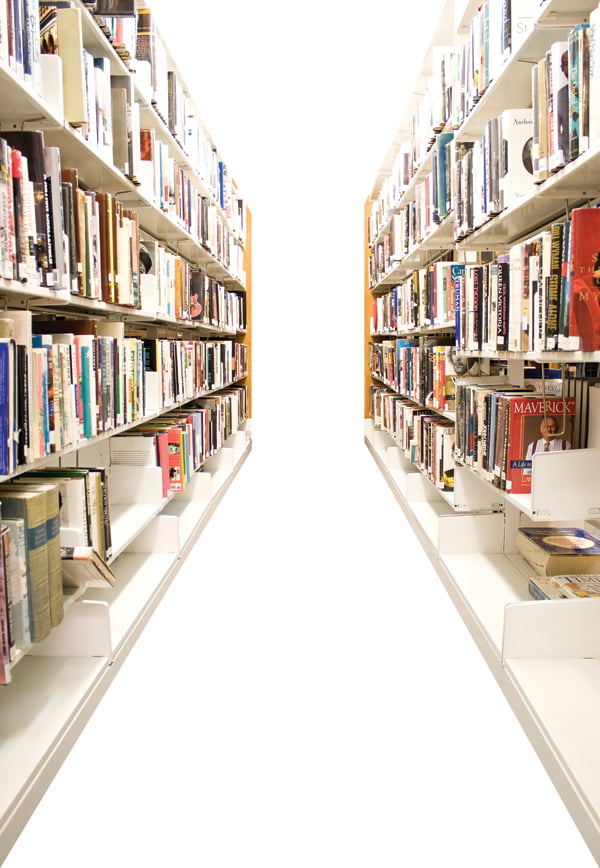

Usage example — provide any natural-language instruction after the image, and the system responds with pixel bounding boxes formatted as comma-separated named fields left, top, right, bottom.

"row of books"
left=110, top=385, right=248, bottom=497
left=370, top=261, right=460, bottom=333
left=374, top=0, right=533, bottom=218
left=371, top=204, right=600, bottom=353
left=0, top=309, right=248, bottom=473
left=36, top=3, right=243, bottom=238
left=454, top=382, right=579, bottom=495
left=370, top=16, right=598, bottom=256
left=370, top=386, right=455, bottom=492
left=369, top=336, right=456, bottom=413
left=0, top=130, right=246, bottom=319
left=368, top=106, right=534, bottom=279
left=451, top=107, right=535, bottom=242
left=372, top=368, right=600, bottom=499
left=0, top=381, right=248, bottom=682
left=0, top=465, right=114, bottom=680
left=456, top=208, right=600, bottom=354
left=140, top=235, right=246, bottom=327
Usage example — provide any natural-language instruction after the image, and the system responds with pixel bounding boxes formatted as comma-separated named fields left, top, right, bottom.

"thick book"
left=0, top=485, right=51, bottom=643
left=55, top=7, right=88, bottom=130
left=60, top=546, right=115, bottom=589
left=10, top=480, right=63, bottom=629
left=566, top=206, right=600, bottom=350
left=518, top=526, right=600, bottom=576
left=529, top=573, right=600, bottom=600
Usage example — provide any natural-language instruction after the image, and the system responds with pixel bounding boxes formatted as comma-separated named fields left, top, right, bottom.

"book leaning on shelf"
left=60, top=546, right=115, bottom=589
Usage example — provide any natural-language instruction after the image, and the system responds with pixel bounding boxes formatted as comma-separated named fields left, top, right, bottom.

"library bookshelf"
left=364, top=0, right=600, bottom=863
left=0, top=1, right=252, bottom=862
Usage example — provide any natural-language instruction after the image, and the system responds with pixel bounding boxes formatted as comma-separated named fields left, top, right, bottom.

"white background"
left=3, top=1, right=600, bottom=865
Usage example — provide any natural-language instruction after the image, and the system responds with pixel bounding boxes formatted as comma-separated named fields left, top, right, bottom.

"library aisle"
left=2, top=415, right=596, bottom=866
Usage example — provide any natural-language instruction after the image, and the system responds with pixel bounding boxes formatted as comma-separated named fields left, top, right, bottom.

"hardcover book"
left=566, top=206, right=600, bottom=351
left=503, top=393, right=576, bottom=494
left=0, top=485, right=51, bottom=643
left=518, top=526, right=600, bottom=576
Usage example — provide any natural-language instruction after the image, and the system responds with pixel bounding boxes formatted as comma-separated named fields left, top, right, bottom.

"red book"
left=569, top=206, right=600, bottom=350
left=504, top=394, right=576, bottom=494
left=166, top=425, right=184, bottom=492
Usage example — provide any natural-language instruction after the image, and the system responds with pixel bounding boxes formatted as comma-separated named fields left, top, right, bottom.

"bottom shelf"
left=365, top=417, right=600, bottom=864
left=0, top=426, right=252, bottom=865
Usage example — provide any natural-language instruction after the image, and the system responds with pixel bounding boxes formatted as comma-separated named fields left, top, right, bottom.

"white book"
left=508, top=241, right=524, bottom=352
left=21, top=154, right=38, bottom=283
left=83, top=50, right=97, bottom=147
left=94, top=57, right=113, bottom=162
left=499, top=107, right=535, bottom=211
left=56, top=7, right=88, bottom=129
left=2, top=518, right=30, bottom=650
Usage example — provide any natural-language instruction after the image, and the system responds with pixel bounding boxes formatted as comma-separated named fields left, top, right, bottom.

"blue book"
left=435, top=133, right=454, bottom=222
left=80, top=344, right=93, bottom=439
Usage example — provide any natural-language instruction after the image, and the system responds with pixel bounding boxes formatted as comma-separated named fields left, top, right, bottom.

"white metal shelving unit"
left=0, top=1, right=253, bottom=863
left=365, top=0, right=600, bottom=863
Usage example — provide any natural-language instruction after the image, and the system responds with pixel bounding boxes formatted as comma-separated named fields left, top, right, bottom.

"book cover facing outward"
left=529, top=573, right=600, bottom=599
left=517, top=526, right=600, bottom=575
left=504, top=393, right=576, bottom=494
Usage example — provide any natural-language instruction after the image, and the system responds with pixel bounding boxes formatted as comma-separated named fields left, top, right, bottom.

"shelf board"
left=441, top=552, right=531, bottom=656
left=0, top=654, right=109, bottom=864
left=84, top=551, right=178, bottom=651
left=455, top=22, right=574, bottom=143
left=0, top=431, right=251, bottom=864
left=365, top=417, right=600, bottom=860
left=536, top=0, right=599, bottom=23
left=504, top=657, right=600, bottom=864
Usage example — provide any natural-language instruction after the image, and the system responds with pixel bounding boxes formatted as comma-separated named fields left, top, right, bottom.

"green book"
left=9, top=482, right=64, bottom=628
left=0, top=486, right=51, bottom=643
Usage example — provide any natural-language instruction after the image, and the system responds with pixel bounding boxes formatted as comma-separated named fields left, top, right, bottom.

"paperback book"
left=529, top=573, right=600, bottom=600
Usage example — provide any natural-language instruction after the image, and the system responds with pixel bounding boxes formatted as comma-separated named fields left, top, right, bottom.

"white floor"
left=2, top=414, right=597, bottom=867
